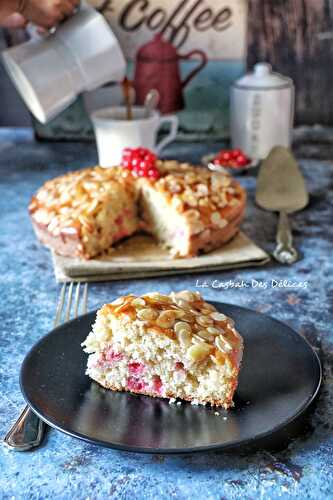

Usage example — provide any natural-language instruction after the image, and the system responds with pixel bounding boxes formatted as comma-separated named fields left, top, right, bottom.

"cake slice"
left=82, top=290, right=243, bottom=408
left=139, top=161, right=246, bottom=257
left=29, top=166, right=138, bottom=259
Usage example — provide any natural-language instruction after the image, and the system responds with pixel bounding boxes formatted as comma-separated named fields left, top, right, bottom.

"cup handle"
left=155, top=115, right=179, bottom=154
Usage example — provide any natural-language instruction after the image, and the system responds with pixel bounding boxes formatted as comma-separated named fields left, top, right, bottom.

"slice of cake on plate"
left=82, top=290, right=243, bottom=408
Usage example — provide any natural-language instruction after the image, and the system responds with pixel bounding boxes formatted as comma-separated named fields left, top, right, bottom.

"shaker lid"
left=233, top=63, right=293, bottom=90
left=136, top=33, right=178, bottom=61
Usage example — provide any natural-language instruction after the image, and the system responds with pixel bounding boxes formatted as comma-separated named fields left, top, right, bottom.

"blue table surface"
left=0, top=129, right=332, bottom=499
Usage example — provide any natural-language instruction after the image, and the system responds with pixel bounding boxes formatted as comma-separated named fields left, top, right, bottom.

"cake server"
left=256, top=146, right=309, bottom=264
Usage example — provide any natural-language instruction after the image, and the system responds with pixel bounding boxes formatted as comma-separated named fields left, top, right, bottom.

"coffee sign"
left=92, top=0, right=247, bottom=60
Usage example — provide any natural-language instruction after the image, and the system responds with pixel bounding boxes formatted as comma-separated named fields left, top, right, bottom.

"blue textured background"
left=0, top=129, right=332, bottom=499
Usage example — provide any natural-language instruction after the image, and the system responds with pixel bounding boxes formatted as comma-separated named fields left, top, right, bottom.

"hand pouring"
left=256, top=146, right=309, bottom=264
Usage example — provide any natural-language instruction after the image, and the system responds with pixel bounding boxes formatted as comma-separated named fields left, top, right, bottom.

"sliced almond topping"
left=196, top=183, right=209, bottom=196
left=217, top=199, right=227, bottom=209
left=174, top=309, right=186, bottom=319
left=174, top=321, right=192, bottom=335
left=211, top=211, right=228, bottom=228
left=215, top=335, right=233, bottom=353
left=198, top=197, right=209, bottom=207
left=173, top=298, right=192, bottom=310
left=207, top=326, right=221, bottom=335
left=78, top=215, right=94, bottom=233
left=176, top=290, right=197, bottom=302
left=211, top=312, right=227, bottom=322
left=137, top=308, right=158, bottom=321
left=196, top=330, right=215, bottom=342
left=185, top=173, right=198, bottom=184
left=183, top=193, right=198, bottom=207
left=156, top=310, right=178, bottom=328
left=196, top=315, right=213, bottom=327
left=145, top=293, right=171, bottom=303
left=178, top=330, right=192, bottom=347
left=132, top=297, right=146, bottom=308
left=187, top=342, right=213, bottom=362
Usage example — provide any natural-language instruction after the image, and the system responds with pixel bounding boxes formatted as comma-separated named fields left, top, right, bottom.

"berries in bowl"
left=202, top=149, right=256, bottom=174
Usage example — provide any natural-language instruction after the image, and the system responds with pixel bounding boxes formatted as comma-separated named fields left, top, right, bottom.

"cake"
left=29, top=160, right=246, bottom=259
left=82, top=290, right=243, bottom=408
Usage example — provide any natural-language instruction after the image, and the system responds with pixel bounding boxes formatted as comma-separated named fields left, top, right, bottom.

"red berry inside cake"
left=82, top=291, right=243, bottom=408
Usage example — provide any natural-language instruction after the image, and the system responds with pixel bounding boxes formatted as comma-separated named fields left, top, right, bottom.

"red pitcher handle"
left=179, top=49, right=207, bottom=88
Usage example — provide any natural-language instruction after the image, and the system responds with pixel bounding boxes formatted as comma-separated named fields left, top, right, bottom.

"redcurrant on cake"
left=29, top=149, right=246, bottom=259
left=82, top=291, right=243, bottom=408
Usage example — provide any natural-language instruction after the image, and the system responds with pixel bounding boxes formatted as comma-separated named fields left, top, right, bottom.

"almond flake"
left=132, top=297, right=146, bottom=308
left=176, top=290, right=197, bottom=302
left=211, top=312, right=227, bottom=322
left=196, top=315, right=213, bottom=327
left=187, top=343, right=213, bottom=362
left=215, top=335, right=233, bottom=353
left=196, top=330, right=215, bottom=341
left=137, top=308, right=158, bottom=321
left=178, top=330, right=191, bottom=347
left=156, top=310, right=178, bottom=328
left=174, top=321, right=192, bottom=335
left=196, top=183, right=209, bottom=196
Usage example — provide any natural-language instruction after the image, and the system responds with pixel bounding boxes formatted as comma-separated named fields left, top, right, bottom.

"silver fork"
left=4, top=282, right=88, bottom=451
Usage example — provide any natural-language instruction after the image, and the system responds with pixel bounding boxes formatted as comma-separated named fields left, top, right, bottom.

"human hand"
left=1, top=12, right=27, bottom=28
left=18, top=0, right=80, bottom=29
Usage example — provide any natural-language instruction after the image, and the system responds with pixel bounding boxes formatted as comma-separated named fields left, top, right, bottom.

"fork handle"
left=4, top=405, right=45, bottom=451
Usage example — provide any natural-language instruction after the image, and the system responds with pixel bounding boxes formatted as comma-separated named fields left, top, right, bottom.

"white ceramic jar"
left=231, top=63, right=294, bottom=160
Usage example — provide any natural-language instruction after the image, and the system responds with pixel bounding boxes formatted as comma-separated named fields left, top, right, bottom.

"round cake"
left=29, top=160, right=246, bottom=259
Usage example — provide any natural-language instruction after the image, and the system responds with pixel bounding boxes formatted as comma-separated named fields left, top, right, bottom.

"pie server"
left=256, top=146, right=309, bottom=264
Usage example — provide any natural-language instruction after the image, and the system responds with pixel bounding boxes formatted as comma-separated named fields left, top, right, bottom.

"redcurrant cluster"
left=213, top=149, right=250, bottom=169
left=121, top=148, right=160, bottom=179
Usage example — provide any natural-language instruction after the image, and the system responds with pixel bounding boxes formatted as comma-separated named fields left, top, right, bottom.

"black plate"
left=20, top=303, right=321, bottom=454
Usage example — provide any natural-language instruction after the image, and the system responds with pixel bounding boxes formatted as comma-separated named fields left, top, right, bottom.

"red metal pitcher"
left=134, top=33, right=207, bottom=114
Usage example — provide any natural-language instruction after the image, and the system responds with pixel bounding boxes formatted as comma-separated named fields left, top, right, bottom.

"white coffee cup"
left=91, top=106, right=179, bottom=167
left=2, top=2, right=125, bottom=124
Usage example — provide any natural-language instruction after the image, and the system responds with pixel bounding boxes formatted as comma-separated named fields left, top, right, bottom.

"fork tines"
left=54, top=282, right=88, bottom=327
